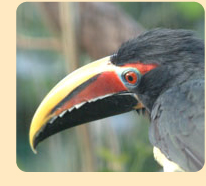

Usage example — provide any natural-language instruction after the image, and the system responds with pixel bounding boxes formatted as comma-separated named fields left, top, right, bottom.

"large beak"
left=29, top=56, right=141, bottom=153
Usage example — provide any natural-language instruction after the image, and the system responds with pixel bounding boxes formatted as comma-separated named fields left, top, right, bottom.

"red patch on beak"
left=54, top=71, right=127, bottom=116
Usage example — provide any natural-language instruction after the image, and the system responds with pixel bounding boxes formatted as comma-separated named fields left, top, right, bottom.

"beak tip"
left=30, top=143, right=38, bottom=154
left=29, top=134, right=38, bottom=154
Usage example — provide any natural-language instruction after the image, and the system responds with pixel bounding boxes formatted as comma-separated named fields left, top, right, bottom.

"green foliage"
left=17, top=3, right=53, bottom=37
left=97, top=148, right=128, bottom=172
left=175, top=2, right=204, bottom=21
left=118, top=2, right=204, bottom=32
left=96, top=116, right=161, bottom=172
left=98, top=148, right=128, bottom=164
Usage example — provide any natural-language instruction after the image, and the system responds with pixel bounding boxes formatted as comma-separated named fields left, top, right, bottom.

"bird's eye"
left=124, top=71, right=138, bottom=85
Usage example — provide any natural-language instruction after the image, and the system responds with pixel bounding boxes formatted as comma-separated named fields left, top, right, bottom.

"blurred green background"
left=17, top=2, right=204, bottom=172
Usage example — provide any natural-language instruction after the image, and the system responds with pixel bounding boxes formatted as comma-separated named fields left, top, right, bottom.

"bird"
left=29, top=28, right=205, bottom=172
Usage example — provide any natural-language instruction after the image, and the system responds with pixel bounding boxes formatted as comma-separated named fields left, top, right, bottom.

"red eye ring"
left=124, top=71, right=138, bottom=84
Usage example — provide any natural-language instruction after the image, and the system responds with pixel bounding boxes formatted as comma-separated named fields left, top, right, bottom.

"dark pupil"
left=128, top=75, right=133, bottom=82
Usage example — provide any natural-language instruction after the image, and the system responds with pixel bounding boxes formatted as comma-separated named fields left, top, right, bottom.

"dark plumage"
left=111, top=29, right=204, bottom=66
left=112, top=29, right=205, bottom=171
left=150, top=79, right=204, bottom=171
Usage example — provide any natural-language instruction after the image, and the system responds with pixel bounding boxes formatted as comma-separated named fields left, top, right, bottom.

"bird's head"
left=29, top=29, right=204, bottom=153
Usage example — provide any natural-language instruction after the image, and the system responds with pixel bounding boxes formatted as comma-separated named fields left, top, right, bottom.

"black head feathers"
left=111, top=28, right=204, bottom=66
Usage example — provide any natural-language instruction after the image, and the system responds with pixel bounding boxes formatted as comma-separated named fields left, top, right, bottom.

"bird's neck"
left=136, top=63, right=203, bottom=112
